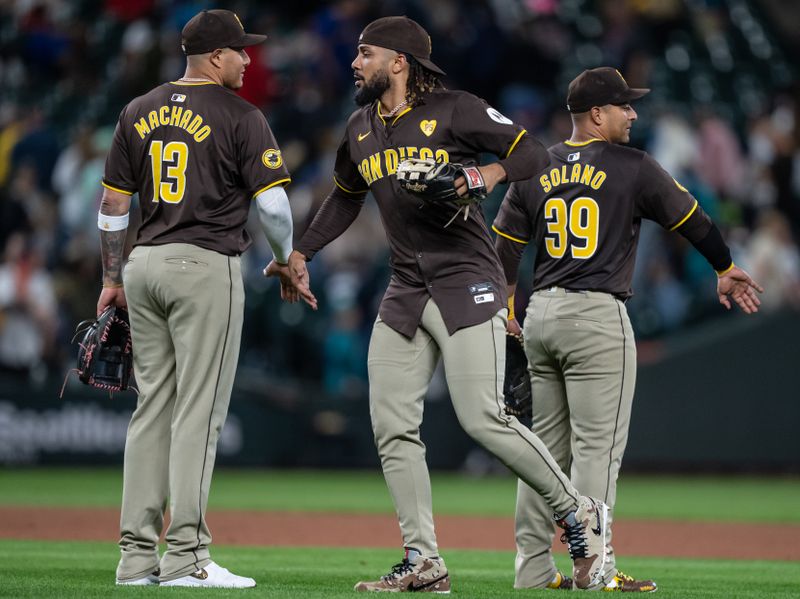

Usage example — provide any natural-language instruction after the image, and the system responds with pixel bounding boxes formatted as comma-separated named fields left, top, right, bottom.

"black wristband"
left=690, top=223, right=732, bottom=273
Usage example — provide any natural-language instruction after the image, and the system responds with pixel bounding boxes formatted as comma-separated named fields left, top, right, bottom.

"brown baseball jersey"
left=297, top=89, right=548, bottom=337
left=493, top=138, right=714, bottom=298
left=103, top=81, right=290, bottom=256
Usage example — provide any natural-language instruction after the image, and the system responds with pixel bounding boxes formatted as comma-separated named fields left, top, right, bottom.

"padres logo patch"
left=262, top=149, right=283, bottom=169
left=420, top=120, right=437, bottom=136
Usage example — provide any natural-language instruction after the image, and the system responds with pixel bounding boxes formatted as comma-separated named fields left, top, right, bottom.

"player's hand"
left=717, top=265, right=763, bottom=314
left=507, top=317, right=522, bottom=337
left=97, top=286, right=127, bottom=316
left=265, top=261, right=298, bottom=303
left=454, top=163, right=506, bottom=197
left=264, top=252, right=317, bottom=310
left=286, top=250, right=317, bottom=310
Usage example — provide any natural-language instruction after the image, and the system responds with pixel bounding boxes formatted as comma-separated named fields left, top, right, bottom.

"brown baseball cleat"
left=554, top=496, right=609, bottom=589
left=546, top=571, right=574, bottom=590
left=603, top=571, right=657, bottom=593
left=354, top=555, right=450, bottom=593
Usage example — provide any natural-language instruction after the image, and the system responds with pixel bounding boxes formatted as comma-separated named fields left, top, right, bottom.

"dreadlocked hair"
left=404, top=54, right=441, bottom=106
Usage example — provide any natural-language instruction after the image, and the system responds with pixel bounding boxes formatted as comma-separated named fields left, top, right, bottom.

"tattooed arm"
left=97, top=188, right=132, bottom=315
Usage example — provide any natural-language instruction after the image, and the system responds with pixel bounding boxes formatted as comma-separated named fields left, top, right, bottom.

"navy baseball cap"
left=358, top=16, right=446, bottom=76
left=181, top=9, right=266, bottom=55
left=566, top=67, right=649, bottom=113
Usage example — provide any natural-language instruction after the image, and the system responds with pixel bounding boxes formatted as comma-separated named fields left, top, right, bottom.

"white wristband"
left=98, top=212, right=129, bottom=231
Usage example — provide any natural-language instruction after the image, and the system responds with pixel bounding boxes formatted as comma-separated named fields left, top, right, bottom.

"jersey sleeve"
left=492, top=181, right=533, bottom=244
left=332, top=131, right=369, bottom=194
left=102, top=106, right=137, bottom=195
left=634, top=153, right=699, bottom=230
left=451, top=93, right=527, bottom=162
left=236, top=109, right=291, bottom=197
left=295, top=184, right=366, bottom=261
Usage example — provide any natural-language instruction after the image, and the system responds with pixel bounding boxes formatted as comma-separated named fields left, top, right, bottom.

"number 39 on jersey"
left=543, top=196, right=600, bottom=260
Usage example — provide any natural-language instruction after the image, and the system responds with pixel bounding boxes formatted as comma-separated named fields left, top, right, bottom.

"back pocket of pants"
left=163, top=256, right=209, bottom=272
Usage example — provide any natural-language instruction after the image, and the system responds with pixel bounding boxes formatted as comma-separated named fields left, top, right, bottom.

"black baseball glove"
left=71, top=306, right=133, bottom=393
left=503, top=332, right=532, bottom=418
left=396, top=158, right=487, bottom=203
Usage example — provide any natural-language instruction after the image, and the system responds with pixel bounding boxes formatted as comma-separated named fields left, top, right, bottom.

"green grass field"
left=1, top=469, right=799, bottom=598
left=1, top=541, right=798, bottom=599
left=2, top=468, right=799, bottom=522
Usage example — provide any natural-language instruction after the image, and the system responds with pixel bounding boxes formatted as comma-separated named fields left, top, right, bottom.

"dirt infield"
left=1, top=507, right=796, bottom=561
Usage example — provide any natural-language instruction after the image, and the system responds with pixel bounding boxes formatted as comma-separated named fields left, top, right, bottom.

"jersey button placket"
left=416, top=251, right=432, bottom=288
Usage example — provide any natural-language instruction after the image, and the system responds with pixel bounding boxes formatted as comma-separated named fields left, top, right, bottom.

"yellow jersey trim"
left=505, top=129, right=527, bottom=158
left=492, top=225, right=528, bottom=245
left=170, top=80, right=218, bottom=86
left=376, top=102, right=413, bottom=126
left=564, top=138, right=604, bottom=147
left=334, top=177, right=368, bottom=195
left=391, top=106, right=412, bottom=126
left=102, top=182, right=134, bottom=196
left=669, top=199, right=698, bottom=231
left=716, top=262, right=735, bottom=276
left=252, top=178, right=291, bottom=198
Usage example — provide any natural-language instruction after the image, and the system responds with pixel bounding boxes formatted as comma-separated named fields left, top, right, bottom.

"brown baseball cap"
left=358, top=16, right=446, bottom=76
left=566, top=67, right=649, bottom=113
left=181, top=9, right=266, bottom=55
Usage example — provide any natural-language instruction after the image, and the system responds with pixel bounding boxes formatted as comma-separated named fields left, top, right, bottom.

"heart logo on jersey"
left=420, top=120, right=437, bottom=137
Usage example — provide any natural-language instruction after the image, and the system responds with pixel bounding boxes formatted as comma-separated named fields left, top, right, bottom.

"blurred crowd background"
left=1, top=0, right=799, bottom=400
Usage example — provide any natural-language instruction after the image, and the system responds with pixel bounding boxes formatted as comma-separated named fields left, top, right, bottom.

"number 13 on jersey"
left=544, top=197, right=599, bottom=259
left=149, top=140, right=188, bottom=204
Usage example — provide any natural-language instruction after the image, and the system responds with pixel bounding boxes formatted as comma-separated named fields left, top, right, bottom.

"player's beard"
left=354, top=70, right=390, bottom=106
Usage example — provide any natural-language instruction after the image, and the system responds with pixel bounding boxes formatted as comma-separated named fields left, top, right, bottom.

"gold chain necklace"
left=382, top=99, right=408, bottom=117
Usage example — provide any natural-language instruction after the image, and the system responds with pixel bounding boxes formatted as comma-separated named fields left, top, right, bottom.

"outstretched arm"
left=636, top=154, right=764, bottom=315
left=266, top=184, right=366, bottom=309
left=255, top=185, right=316, bottom=309
left=716, top=264, right=764, bottom=314
left=294, top=184, right=366, bottom=260
left=667, top=198, right=764, bottom=314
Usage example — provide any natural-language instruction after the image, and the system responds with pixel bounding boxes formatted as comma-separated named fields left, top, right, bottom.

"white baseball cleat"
left=160, top=561, right=256, bottom=588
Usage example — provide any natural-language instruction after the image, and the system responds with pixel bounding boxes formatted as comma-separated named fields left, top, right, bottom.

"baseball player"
left=274, top=16, right=612, bottom=593
left=493, top=67, right=763, bottom=592
left=96, top=9, right=314, bottom=588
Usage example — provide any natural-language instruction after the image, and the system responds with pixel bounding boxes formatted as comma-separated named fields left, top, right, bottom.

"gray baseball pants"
left=367, top=297, right=580, bottom=557
left=514, top=287, right=636, bottom=589
left=115, top=243, right=244, bottom=583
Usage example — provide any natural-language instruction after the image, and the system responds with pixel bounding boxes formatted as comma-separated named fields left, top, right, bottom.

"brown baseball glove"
left=503, top=332, right=532, bottom=418
left=72, top=306, right=133, bottom=393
